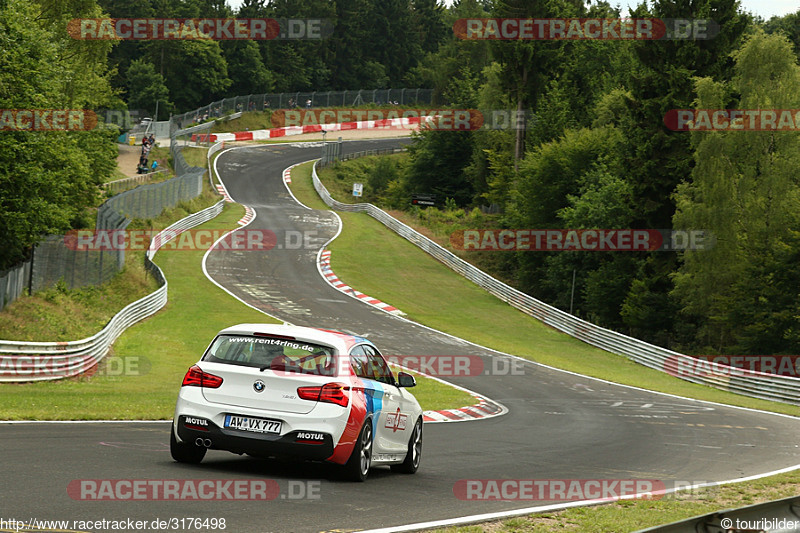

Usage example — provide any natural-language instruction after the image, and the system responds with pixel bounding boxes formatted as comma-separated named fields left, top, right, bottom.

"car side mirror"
left=397, top=372, right=416, bottom=388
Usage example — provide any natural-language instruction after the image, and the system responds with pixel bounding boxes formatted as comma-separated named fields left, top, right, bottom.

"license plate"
left=224, top=414, right=282, bottom=434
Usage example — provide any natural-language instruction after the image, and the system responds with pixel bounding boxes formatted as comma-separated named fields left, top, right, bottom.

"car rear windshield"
left=203, top=335, right=337, bottom=376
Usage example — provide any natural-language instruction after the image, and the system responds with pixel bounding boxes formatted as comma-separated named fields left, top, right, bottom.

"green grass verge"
left=290, top=159, right=800, bottom=532
left=395, top=368, right=476, bottom=413
left=180, top=146, right=210, bottom=169
left=0, top=190, right=219, bottom=342
left=316, top=154, right=405, bottom=204
left=288, top=161, right=476, bottom=411
left=296, top=161, right=800, bottom=417
left=0, top=203, right=279, bottom=420
left=0, top=168, right=470, bottom=417
left=210, top=105, right=453, bottom=135
left=108, top=167, right=129, bottom=183
left=211, top=111, right=273, bottom=133
left=430, top=469, right=800, bottom=532
left=0, top=254, right=158, bottom=342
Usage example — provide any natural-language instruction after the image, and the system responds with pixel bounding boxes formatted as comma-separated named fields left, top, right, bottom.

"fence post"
left=96, top=247, right=103, bottom=285
left=28, top=246, right=34, bottom=296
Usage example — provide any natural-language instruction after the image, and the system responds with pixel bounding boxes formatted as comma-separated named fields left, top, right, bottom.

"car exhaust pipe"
left=195, top=438, right=205, bottom=447
left=203, top=439, right=212, bottom=448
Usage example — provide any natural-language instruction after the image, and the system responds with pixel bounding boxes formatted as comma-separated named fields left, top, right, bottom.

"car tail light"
left=181, top=365, right=223, bottom=389
left=297, top=382, right=350, bottom=407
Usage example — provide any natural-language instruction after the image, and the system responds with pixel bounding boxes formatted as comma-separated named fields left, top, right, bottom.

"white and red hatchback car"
left=171, top=324, right=423, bottom=481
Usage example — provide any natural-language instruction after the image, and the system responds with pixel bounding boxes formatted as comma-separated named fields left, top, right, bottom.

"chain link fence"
left=172, top=89, right=434, bottom=130
left=0, top=262, right=31, bottom=311
left=0, top=114, right=208, bottom=311
left=104, top=170, right=169, bottom=195
left=2, top=89, right=431, bottom=311
left=29, top=235, right=124, bottom=294
left=100, top=171, right=203, bottom=222
left=21, top=167, right=205, bottom=299
left=0, top=201, right=225, bottom=382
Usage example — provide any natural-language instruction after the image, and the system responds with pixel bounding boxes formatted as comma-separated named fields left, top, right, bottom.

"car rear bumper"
left=175, top=415, right=334, bottom=461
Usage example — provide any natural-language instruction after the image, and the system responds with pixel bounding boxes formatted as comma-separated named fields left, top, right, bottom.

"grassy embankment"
left=0, top=146, right=472, bottom=418
left=289, top=157, right=800, bottom=532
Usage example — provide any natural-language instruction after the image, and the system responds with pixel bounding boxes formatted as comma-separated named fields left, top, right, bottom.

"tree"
left=617, top=0, right=748, bottom=344
left=405, top=128, right=475, bottom=205
left=509, top=126, right=627, bottom=307
left=153, top=39, right=231, bottom=110
left=0, top=0, right=117, bottom=269
left=363, top=0, right=424, bottom=87
left=672, top=29, right=800, bottom=352
left=412, top=0, right=447, bottom=54
left=489, top=0, right=566, bottom=166
left=763, top=10, right=800, bottom=58
left=126, top=59, right=172, bottom=118
left=223, top=40, right=274, bottom=96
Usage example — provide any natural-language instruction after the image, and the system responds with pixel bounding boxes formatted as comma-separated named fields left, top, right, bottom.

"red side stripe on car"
left=326, top=378, right=367, bottom=465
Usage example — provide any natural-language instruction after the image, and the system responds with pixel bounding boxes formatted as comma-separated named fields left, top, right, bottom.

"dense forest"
left=2, top=0, right=800, bottom=356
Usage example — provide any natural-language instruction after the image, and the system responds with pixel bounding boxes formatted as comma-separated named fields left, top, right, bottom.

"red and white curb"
left=423, top=395, right=506, bottom=423
left=237, top=206, right=255, bottom=226
left=191, top=116, right=425, bottom=143
left=215, top=184, right=233, bottom=202
left=318, top=250, right=404, bottom=316
left=318, top=249, right=506, bottom=422
left=283, top=163, right=303, bottom=184
left=215, top=184, right=254, bottom=226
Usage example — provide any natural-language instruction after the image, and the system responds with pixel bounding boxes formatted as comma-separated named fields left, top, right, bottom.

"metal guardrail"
left=0, top=201, right=225, bottom=382
left=311, top=161, right=800, bottom=405
left=206, top=141, right=226, bottom=189
left=635, top=494, right=800, bottom=532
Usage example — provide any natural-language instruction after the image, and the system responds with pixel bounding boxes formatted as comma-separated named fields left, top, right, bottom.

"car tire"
left=344, top=420, right=373, bottom=482
left=391, top=417, right=422, bottom=474
left=170, top=428, right=206, bottom=464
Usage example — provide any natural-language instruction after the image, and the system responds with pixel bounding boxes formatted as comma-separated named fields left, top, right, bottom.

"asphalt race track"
left=4, top=138, right=800, bottom=533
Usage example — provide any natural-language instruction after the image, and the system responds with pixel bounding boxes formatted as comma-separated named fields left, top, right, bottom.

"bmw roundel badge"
left=253, top=380, right=266, bottom=393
